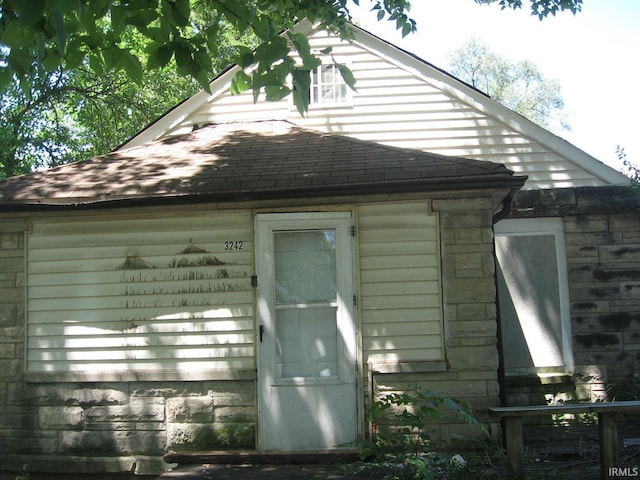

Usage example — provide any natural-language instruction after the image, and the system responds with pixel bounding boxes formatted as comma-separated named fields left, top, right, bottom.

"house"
left=0, top=20, right=637, bottom=476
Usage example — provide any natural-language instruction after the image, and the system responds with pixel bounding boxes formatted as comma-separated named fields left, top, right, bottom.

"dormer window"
left=310, top=64, right=350, bottom=105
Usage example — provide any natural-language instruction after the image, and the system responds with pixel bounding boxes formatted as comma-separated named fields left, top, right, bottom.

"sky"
left=350, top=0, right=640, bottom=172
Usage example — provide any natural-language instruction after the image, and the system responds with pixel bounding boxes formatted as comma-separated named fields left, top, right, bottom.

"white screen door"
left=256, top=212, right=358, bottom=451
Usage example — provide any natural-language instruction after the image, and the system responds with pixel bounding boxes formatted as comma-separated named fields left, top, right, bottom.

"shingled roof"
left=0, top=120, right=525, bottom=210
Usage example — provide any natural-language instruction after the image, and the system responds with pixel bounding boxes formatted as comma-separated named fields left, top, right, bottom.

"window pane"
left=309, top=64, right=348, bottom=105
left=496, top=234, right=564, bottom=369
left=275, top=307, right=338, bottom=378
left=274, top=230, right=336, bottom=303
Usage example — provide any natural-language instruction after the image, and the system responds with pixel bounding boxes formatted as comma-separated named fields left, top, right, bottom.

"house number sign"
left=224, top=241, right=244, bottom=251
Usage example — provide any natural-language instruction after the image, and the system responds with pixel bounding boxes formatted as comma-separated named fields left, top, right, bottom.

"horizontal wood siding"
left=166, top=28, right=607, bottom=189
left=358, top=202, right=444, bottom=364
left=27, top=213, right=254, bottom=374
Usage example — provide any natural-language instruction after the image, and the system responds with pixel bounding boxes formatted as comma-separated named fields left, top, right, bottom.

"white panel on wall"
left=27, top=212, right=254, bottom=375
left=358, top=202, right=444, bottom=364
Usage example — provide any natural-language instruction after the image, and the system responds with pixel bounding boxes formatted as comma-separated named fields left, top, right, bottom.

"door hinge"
left=353, top=294, right=357, bottom=306
left=350, top=225, right=356, bottom=237
left=251, top=275, right=258, bottom=287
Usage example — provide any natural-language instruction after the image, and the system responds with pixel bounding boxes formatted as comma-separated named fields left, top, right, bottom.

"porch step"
left=163, top=450, right=359, bottom=465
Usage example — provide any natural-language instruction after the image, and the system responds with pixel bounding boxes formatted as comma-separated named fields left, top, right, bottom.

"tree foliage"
left=449, top=37, right=569, bottom=132
left=0, top=0, right=416, bottom=116
left=618, top=146, right=639, bottom=186
left=0, top=0, right=582, bottom=114
left=475, top=0, right=583, bottom=19
left=0, top=21, right=248, bottom=179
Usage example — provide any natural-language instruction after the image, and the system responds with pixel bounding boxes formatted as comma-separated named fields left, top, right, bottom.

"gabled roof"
left=0, top=121, right=525, bottom=211
left=120, top=21, right=629, bottom=188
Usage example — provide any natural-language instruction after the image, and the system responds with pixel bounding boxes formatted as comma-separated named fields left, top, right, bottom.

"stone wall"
left=371, top=197, right=501, bottom=443
left=506, top=186, right=640, bottom=405
left=3, top=380, right=255, bottom=474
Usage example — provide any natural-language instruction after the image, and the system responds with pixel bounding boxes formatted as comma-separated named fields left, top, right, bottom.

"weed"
left=15, top=464, right=29, bottom=480
left=346, top=388, right=493, bottom=479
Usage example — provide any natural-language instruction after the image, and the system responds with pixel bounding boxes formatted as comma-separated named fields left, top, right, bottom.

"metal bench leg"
left=599, top=412, right=618, bottom=480
left=503, top=416, right=524, bottom=478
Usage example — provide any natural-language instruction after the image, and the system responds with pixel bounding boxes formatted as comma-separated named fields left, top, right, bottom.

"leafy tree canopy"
left=448, top=37, right=570, bottom=132
left=475, top=0, right=582, bottom=19
left=0, top=17, right=247, bottom=179
left=0, top=0, right=582, bottom=114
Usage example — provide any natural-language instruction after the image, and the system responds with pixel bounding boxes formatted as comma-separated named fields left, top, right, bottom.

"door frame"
left=254, top=211, right=361, bottom=451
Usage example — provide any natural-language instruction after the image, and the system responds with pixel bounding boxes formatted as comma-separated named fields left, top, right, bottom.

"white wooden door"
left=255, top=212, right=358, bottom=451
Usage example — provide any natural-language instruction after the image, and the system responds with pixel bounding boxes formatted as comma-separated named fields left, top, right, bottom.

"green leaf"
left=265, top=85, right=291, bottom=102
left=402, top=22, right=412, bottom=38
left=42, top=46, right=62, bottom=71
left=0, top=67, right=14, bottom=92
left=65, top=38, right=86, bottom=69
left=53, top=10, right=66, bottom=55
left=173, top=42, right=192, bottom=75
left=336, top=63, right=357, bottom=91
left=194, top=48, right=212, bottom=73
left=288, top=32, right=321, bottom=70
left=120, top=50, right=144, bottom=84
left=147, top=44, right=173, bottom=69
left=7, top=48, right=32, bottom=78
left=252, top=70, right=261, bottom=104
left=15, top=0, right=46, bottom=27
left=79, top=5, right=99, bottom=37
left=127, top=10, right=160, bottom=31
left=194, top=69, right=211, bottom=94
left=88, top=52, right=105, bottom=76
left=235, top=46, right=255, bottom=69
left=255, top=36, right=288, bottom=71
left=110, top=3, right=127, bottom=35
left=231, top=70, right=251, bottom=95
left=88, top=0, right=113, bottom=18
left=204, top=21, right=221, bottom=52
left=169, top=0, right=190, bottom=27
left=291, top=68, right=311, bottom=115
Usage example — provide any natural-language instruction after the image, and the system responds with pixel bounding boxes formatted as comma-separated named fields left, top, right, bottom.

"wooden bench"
left=489, top=401, right=640, bottom=479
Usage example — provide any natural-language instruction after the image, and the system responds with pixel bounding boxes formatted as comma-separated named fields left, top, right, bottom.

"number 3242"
left=224, top=241, right=244, bottom=251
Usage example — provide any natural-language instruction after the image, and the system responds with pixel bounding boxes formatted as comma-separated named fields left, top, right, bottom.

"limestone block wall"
left=0, top=220, right=28, bottom=454
left=6, top=380, right=255, bottom=453
left=507, top=186, right=640, bottom=405
left=371, top=197, right=501, bottom=443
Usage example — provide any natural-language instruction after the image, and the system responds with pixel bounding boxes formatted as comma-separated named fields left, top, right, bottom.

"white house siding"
left=26, top=212, right=254, bottom=376
left=25, top=203, right=444, bottom=377
left=357, top=201, right=443, bottom=365
left=155, top=28, right=610, bottom=190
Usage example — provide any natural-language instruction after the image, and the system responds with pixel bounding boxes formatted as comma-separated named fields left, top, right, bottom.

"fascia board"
left=349, top=25, right=630, bottom=187
left=119, top=66, right=241, bottom=150
left=120, top=20, right=318, bottom=151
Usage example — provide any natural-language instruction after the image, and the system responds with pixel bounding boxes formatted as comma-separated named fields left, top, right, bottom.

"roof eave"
left=0, top=173, right=527, bottom=213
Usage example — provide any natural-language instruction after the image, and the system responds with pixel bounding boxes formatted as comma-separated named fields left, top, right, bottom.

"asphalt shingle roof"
left=0, top=120, right=525, bottom=210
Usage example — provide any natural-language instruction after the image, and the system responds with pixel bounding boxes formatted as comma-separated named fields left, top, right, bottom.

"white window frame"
left=495, top=217, right=573, bottom=375
left=308, top=63, right=353, bottom=107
